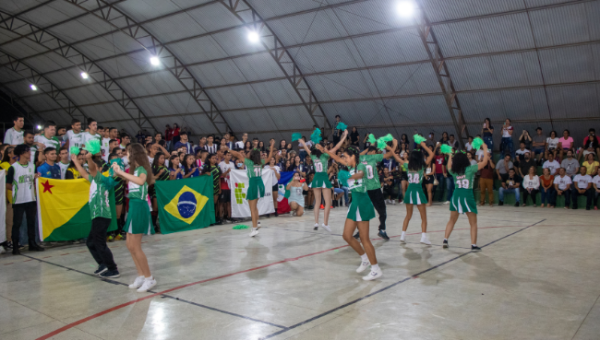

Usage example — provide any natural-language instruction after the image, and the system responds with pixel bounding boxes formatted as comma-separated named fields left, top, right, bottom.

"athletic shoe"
left=420, top=234, right=431, bottom=245
left=392, top=200, right=397, bottom=205
left=471, top=245, right=481, bottom=252
left=356, top=261, right=370, bottom=273
left=320, top=204, right=324, bottom=210
left=442, top=239, right=449, bottom=249
left=18, top=243, right=25, bottom=249
left=214, top=220, right=223, bottom=225
left=114, top=234, right=123, bottom=241
left=443, top=201, right=450, bottom=205
left=100, top=270, right=120, bottom=279
left=107, top=235, right=114, bottom=242
left=514, top=202, right=520, bottom=207
left=378, top=230, right=389, bottom=240
left=362, top=268, right=383, bottom=281
left=313, top=223, right=319, bottom=231
left=0, top=247, right=5, bottom=254
left=137, top=278, right=157, bottom=292
left=400, top=233, right=406, bottom=243
left=94, top=265, right=108, bottom=275
left=5, top=242, right=13, bottom=249
left=321, top=224, right=331, bottom=232
left=129, top=276, right=145, bottom=289
left=249, top=229, right=260, bottom=237
left=399, top=200, right=404, bottom=205
left=498, top=201, right=504, bottom=206
left=353, top=231, right=360, bottom=239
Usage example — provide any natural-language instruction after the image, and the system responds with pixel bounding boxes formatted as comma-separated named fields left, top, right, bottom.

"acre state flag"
left=36, top=178, right=117, bottom=242
left=155, top=176, right=215, bottom=234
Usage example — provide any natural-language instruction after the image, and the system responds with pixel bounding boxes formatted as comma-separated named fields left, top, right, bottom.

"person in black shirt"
left=517, top=151, right=536, bottom=178
left=203, top=153, right=222, bottom=224
left=499, top=168, right=521, bottom=207
left=350, top=127, right=360, bottom=147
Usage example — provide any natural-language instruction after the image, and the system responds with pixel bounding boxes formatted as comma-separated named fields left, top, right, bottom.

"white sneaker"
left=128, top=276, right=145, bottom=289
left=249, top=229, right=260, bottom=237
left=392, top=200, right=397, bottom=205
left=420, top=234, right=432, bottom=245
left=399, top=200, right=404, bottom=204
left=137, top=278, right=157, bottom=292
left=356, top=261, right=370, bottom=273
left=362, top=268, right=383, bottom=281
left=400, top=234, right=406, bottom=243
left=0, top=247, right=5, bottom=254
left=443, top=201, right=450, bottom=205
left=321, top=224, right=331, bottom=232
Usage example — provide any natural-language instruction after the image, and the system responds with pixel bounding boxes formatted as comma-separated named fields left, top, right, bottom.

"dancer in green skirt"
left=443, top=143, right=490, bottom=251
left=300, top=130, right=347, bottom=232
left=111, top=143, right=157, bottom=292
left=227, top=140, right=275, bottom=237
left=324, top=146, right=381, bottom=280
left=391, top=141, right=437, bottom=245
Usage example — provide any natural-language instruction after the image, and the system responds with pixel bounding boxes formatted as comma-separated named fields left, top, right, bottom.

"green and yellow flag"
left=155, top=176, right=215, bottom=234
left=36, top=178, right=117, bottom=241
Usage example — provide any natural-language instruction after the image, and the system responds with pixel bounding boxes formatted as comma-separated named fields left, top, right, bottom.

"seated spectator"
left=517, top=151, right=536, bottom=178
left=182, top=154, right=200, bottom=178
left=572, top=166, right=593, bottom=210
left=542, top=153, right=560, bottom=176
left=464, top=136, right=474, bottom=152
left=514, top=142, right=530, bottom=165
left=479, top=156, right=495, bottom=206
left=496, top=154, right=513, bottom=182
left=593, top=168, right=600, bottom=210
left=561, top=150, right=579, bottom=178
left=558, top=129, right=574, bottom=159
left=37, top=148, right=61, bottom=179
left=554, top=168, right=572, bottom=209
left=582, top=153, right=599, bottom=175
left=499, top=168, right=521, bottom=207
left=581, top=128, right=600, bottom=159
left=539, top=168, right=555, bottom=208
left=522, top=166, right=540, bottom=207
left=381, top=167, right=398, bottom=204
left=546, top=130, right=560, bottom=160
left=287, top=172, right=308, bottom=216
left=168, top=155, right=183, bottom=180
left=532, top=127, right=546, bottom=164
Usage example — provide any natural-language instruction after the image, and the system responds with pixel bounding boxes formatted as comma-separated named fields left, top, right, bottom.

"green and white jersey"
left=360, top=154, right=383, bottom=190
left=64, top=130, right=83, bottom=149
left=81, top=132, right=101, bottom=147
left=58, top=161, right=69, bottom=179
left=449, top=164, right=478, bottom=190
left=10, top=162, right=36, bottom=204
left=101, top=138, right=110, bottom=160
left=89, top=172, right=112, bottom=219
left=244, top=158, right=265, bottom=179
left=311, top=153, right=330, bottom=174
left=3, top=127, right=24, bottom=145
left=407, top=168, right=424, bottom=185
left=35, top=134, right=60, bottom=150
left=348, top=163, right=367, bottom=194
left=128, top=166, right=148, bottom=200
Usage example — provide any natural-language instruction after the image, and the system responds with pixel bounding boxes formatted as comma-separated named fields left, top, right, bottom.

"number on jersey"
left=366, top=165, right=374, bottom=179
left=408, top=173, right=420, bottom=184
left=456, top=179, right=469, bottom=188
left=315, top=162, right=323, bottom=172
left=254, top=167, right=261, bottom=177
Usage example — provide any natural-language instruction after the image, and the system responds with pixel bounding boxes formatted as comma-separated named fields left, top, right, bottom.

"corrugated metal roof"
left=538, top=44, right=599, bottom=84
left=529, top=3, right=592, bottom=47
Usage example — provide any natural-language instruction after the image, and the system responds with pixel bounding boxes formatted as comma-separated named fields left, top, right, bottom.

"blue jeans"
left=299, top=150, right=307, bottom=162
left=446, top=175, right=454, bottom=201
left=499, top=187, right=520, bottom=203
left=540, top=187, right=555, bottom=205
left=501, top=137, right=514, bottom=159
left=483, top=135, right=493, bottom=151
left=340, top=186, right=349, bottom=205
left=434, top=173, right=445, bottom=201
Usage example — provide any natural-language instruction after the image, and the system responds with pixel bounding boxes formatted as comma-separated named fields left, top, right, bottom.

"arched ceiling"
left=0, top=0, right=598, bottom=145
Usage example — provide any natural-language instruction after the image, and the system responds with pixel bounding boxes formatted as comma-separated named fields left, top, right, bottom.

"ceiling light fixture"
left=248, top=31, right=260, bottom=43
left=30, top=84, right=37, bottom=91
left=396, top=1, right=415, bottom=17
left=150, top=56, right=160, bottom=66
left=81, top=72, right=89, bottom=79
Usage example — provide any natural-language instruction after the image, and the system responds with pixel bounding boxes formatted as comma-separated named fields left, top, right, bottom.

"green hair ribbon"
left=471, top=137, right=484, bottom=150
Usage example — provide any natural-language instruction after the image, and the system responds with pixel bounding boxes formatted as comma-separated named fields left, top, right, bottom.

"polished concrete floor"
left=1, top=203, right=599, bottom=340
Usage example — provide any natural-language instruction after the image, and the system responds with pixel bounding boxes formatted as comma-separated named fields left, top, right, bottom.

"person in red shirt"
left=171, top=123, right=181, bottom=147
left=433, top=150, right=446, bottom=202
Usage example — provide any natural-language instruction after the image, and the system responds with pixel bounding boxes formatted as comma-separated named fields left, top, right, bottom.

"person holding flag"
left=225, top=139, right=276, bottom=237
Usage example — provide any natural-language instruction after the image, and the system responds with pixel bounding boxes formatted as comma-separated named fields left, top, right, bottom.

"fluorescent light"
left=81, top=72, right=89, bottom=79
left=36, top=125, right=42, bottom=130
left=150, top=56, right=160, bottom=66
left=30, top=84, right=37, bottom=91
left=248, top=31, right=260, bottom=43
left=396, top=1, right=414, bottom=17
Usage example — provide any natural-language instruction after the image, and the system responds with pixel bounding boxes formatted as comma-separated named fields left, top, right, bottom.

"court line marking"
left=31, top=222, right=540, bottom=340
left=260, top=219, right=546, bottom=339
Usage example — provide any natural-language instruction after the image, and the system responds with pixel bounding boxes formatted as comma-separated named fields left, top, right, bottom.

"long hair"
left=451, top=152, right=471, bottom=175
left=345, top=146, right=360, bottom=170
left=248, top=149, right=261, bottom=165
left=311, top=146, right=322, bottom=158
left=183, top=154, right=196, bottom=173
left=128, top=143, right=155, bottom=185
left=408, top=149, right=426, bottom=172
left=153, top=152, right=165, bottom=169
left=1, top=146, right=14, bottom=163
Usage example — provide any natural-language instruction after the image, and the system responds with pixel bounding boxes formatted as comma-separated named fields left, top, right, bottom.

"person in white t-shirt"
left=34, top=121, right=60, bottom=150
left=514, top=142, right=530, bottom=164
left=500, top=119, right=514, bottom=159
left=553, top=168, right=572, bottom=209
left=571, top=166, right=594, bottom=210
left=63, top=119, right=83, bottom=159
left=81, top=118, right=101, bottom=148
left=4, top=114, right=25, bottom=146
left=464, top=136, right=474, bottom=152
left=57, top=147, right=70, bottom=179
left=263, top=157, right=281, bottom=217
left=100, top=126, right=111, bottom=161
left=542, top=153, right=560, bottom=176
left=235, top=132, right=248, bottom=150
left=218, top=151, right=236, bottom=222
left=546, top=130, right=560, bottom=160
left=522, top=166, right=540, bottom=207
left=592, top=168, right=600, bottom=210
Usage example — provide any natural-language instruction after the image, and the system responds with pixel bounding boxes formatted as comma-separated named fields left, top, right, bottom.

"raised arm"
left=383, top=139, right=398, bottom=159
left=330, top=130, right=348, bottom=153
left=299, top=138, right=312, bottom=155
left=477, top=143, right=491, bottom=170
left=72, top=152, right=91, bottom=181
left=265, top=140, right=276, bottom=164
left=227, top=148, right=245, bottom=163
left=421, top=142, right=435, bottom=165
left=112, top=163, right=146, bottom=186
left=324, top=148, right=348, bottom=167
left=391, top=152, right=406, bottom=165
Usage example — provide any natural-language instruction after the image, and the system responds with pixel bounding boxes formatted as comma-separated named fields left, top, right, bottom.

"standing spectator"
left=592, top=168, right=600, bottom=210
left=479, top=155, right=495, bottom=206
left=120, top=134, right=131, bottom=150
left=532, top=127, right=546, bottom=164
left=443, top=153, right=455, bottom=205
left=81, top=119, right=101, bottom=148
left=558, top=129, right=574, bottom=159
left=4, top=114, right=24, bottom=146
left=363, top=132, right=372, bottom=150
left=63, top=119, right=83, bottom=152
left=499, top=168, right=521, bottom=207
left=222, top=133, right=234, bottom=150
left=554, top=168, right=572, bottom=209
left=561, top=150, right=579, bottom=178
left=164, top=125, right=173, bottom=150
left=35, top=121, right=60, bottom=149
left=203, top=153, right=222, bottom=224
left=439, top=132, right=450, bottom=145
left=0, top=146, right=15, bottom=250
left=540, top=168, right=555, bottom=208
left=235, top=133, right=248, bottom=150
left=546, top=130, right=560, bottom=160
left=542, top=153, right=560, bottom=176
left=582, top=153, right=599, bottom=175
left=447, top=134, right=459, bottom=149
left=195, top=136, right=207, bottom=154
left=350, top=127, right=360, bottom=147
left=500, top=119, right=514, bottom=159
left=135, top=130, right=145, bottom=144
left=426, top=132, right=436, bottom=149
left=182, top=154, right=200, bottom=178
left=174, top=132, right=193, bottom=154
left=464, top=136, right=474, bottom=152
left=57, top=147, right=70, bottom=179
left=517, top=151, right=536, bottom=178
left=218, top=151, right=235, bottom=222
left=433, top=149, right=446, bottom=202
left=522, top=166, right=540, bottom=206
left=171, top=123, right=181, bottom=146
left=572, top=166, right=593, bottom=210
left=37, top=148, right=61, bottom=179
left=263, top=157, right=281, bottom=216
left=519, top=130, right=533, bottom=150
left=332, top=115, right=342, bottom=145
left=205, top=135, right=218, bottom=154
left=298, top=137, right=311, bottom=162
left=496, top=154, right=513, bottom=181
left=7, top=145, right=44, bottom=254
left=481, top=118, right=494, bottom=151
left=581, top=128, right=600, bottom=159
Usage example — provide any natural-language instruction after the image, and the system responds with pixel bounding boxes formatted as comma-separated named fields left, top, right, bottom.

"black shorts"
left=400, top=173, right=408, bottom=181
left=272, top=184, right=278, bottom=192
left=423, top=176, right=434, bottom=185
left=220, top=189, right=231, bottom=203
left=114, top=184, right=125, bottom=205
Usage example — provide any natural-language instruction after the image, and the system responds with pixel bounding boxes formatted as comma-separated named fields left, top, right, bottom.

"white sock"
left=422, top=232, right=427, bottom=237
left=145, top=276, right=153, bottom=280
left=401, top=231, right=406, bottom=237
left=444, top=238, right=448, bottom=241
left=371, top=264, right=380, bottom=271
left=360, top=254, right=368, bottom=262
left=472, top=244, right=477, bottom=247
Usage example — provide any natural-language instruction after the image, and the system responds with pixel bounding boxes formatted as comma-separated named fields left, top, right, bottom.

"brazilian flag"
left=155, top=176, right=215, bottom=234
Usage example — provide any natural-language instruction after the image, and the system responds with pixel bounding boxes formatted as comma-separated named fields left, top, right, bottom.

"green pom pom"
left=368, top=134, right=376, bottom=145
left=311, top=128, right=322, bottom=144
left=338, top=170, right=351, bottom=187
left=291, top=133, right=302, bottom=142
left=233, top=225, right=250, bottom=230
left=69, top=146, right=80, bottom=155
left=84, top=139, right=101, bottom=155
left=441, top=144, right=453, bottom=154
left=379, top=134, right=393, bottom=143
left=472, top=137, right=484, bottom=150
left=336, top=122, right=348, bottom=131
left=413, top=134, right=427, bottom=145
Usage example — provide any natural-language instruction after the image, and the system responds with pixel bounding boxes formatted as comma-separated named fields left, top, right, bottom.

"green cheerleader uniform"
left=346, top=163, right=376, bottom=222
left=125, top=166, right=154, bottom=235
left=310, top=153, right=332, bottom=188
left=245, top=158, right=266, bottom=201
left=448, top=164, right=478, bottom=214
left=404, top=168, right=428, bottom=205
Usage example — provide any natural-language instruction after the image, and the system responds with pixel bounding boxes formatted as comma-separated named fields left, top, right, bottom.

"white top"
left=515, top=149, right=530, bottom=157
left=64, top=130, right=83, bottom=159
left=547, top=137, right=560, bottom=149
left=465, top=142, right=473, bottom=151
left=573, top=174, right=592, bottom=190
left=553, top=175, right=572, bottom=191
left=235, top=141, right=244, bottom=150
left=10, top=162, right=36, bottom=204
left=475, top=149, right=486, bottom=161
left=502, top=126, right=513, bottom=138
left=58, top=161, right=69, bottom=180
left=542, top=160, right=560, bottom=175
left=4, top=127, right=24, bottom=145
left=263, top=165, right=281, bottom=187
left=81, top=132, right=101, bottom=148
left=218, top=161, right=236, bottom=187
left=592, top=175, right=600, bottom=189
left=101, top=138, right=111, bottom=161
left=35, top=134, right=60, bottom=149
left=470, top=160, right=478, bottom=166
left=522, top=175, right=540, bottom=190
